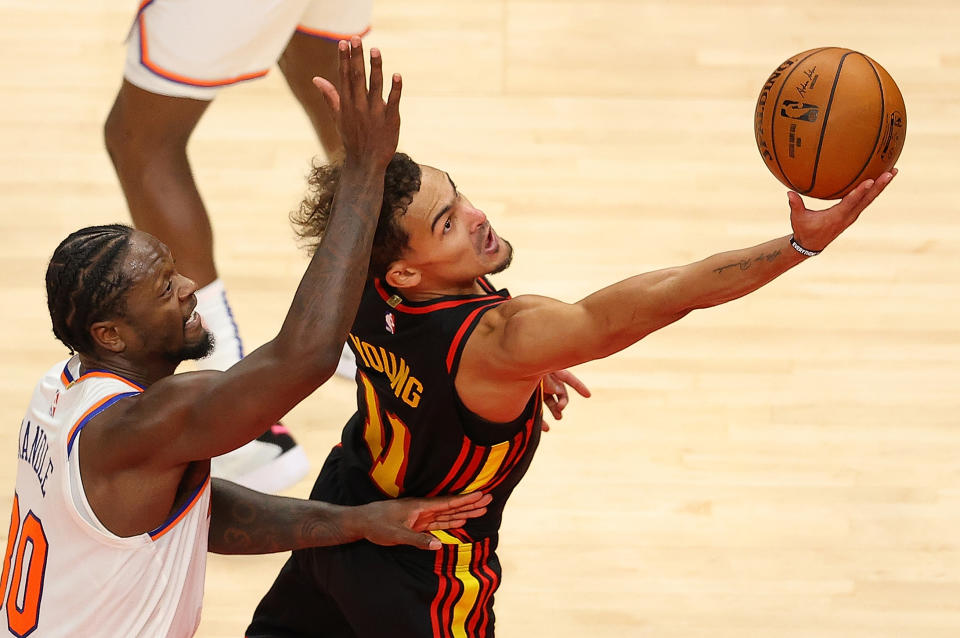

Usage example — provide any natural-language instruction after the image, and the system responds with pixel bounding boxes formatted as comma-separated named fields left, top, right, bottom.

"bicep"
left=105, top=353, right=321, bottom=470
left=475, top=274, right=694, bottom=380
left=475, top=296, right=604, bottom=379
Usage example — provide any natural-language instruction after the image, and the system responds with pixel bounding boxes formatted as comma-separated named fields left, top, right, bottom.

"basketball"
left=753, top=47, right=906, bottom=199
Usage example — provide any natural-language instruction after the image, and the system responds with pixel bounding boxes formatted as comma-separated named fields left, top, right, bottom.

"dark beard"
left=170, top=330, right=215, bottom=363
left=489, top=239, right=514, bottom=275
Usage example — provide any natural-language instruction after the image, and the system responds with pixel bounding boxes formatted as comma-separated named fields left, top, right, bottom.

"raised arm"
left=208, top=479, right=492, bottom=554
left=111, top=39, right=403, bottom=466
left=458, top=172, right=896, bottom=420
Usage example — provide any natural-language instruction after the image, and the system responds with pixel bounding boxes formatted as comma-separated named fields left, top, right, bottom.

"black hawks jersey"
left=333, top=276, right=543, bottom=543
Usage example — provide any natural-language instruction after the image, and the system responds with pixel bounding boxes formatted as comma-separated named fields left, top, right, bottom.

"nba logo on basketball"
left=385, top=312, right=396, bottom=334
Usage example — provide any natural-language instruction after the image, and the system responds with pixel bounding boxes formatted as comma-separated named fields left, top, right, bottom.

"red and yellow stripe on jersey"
left=359, top=363, right=541, bottom=508
left=427, top=386, right=542, bottom=501
left=429, top=533, right=499, bottom=638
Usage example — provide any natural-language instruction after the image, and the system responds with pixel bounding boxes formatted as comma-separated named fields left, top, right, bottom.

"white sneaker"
left=211, top=424, right=309, bottom=493
left=335, top=344, right=357, bottom=379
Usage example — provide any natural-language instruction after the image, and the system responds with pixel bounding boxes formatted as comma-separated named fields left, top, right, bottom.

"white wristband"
left=790, top=236, right=821, bottom=257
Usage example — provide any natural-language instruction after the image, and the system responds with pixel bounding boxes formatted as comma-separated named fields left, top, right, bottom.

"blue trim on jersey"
left=66, top=392, right=140, bottom=455
left=61, top=362, right=75, bottom=384
left=148, top=474, right=211, bottom=539
left=221, top=289, right=245, bottom=359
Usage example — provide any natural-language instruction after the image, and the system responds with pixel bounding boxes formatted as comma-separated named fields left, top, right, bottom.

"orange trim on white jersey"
left=137, top=13, right=270, bottom=88
left=295, top=24, right=371, bottom=41
left=149, top=475, right=211, bottom=540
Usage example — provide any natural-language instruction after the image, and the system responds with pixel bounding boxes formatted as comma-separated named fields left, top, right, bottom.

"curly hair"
left=46, top=224, right=135, bottom=355
left=291, top=152, right=422, bottom=281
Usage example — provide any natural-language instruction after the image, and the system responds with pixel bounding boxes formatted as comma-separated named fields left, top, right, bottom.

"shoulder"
left=474, top=294, right=567, bottom=330
left=465, top=294, right=566, bottom=365
left=79, top=369, right=224, bottom=472
left=94, top=369, right=223, bottom=435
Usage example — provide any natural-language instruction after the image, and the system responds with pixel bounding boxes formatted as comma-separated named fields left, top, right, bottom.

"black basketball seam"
left=822, top=54, right=885, bottom=199
left=807, top=51, right=853, bottom=196
left=770, top=48, right=831, bottom=192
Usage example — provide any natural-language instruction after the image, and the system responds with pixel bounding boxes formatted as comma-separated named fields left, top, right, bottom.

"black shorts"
left=246, top=450, right=502, bottom=638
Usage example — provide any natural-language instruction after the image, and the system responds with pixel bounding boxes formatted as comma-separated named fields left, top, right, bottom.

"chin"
left=488, top=240, right=514, bottom=275
left=171, top=330, right=216, bottom=363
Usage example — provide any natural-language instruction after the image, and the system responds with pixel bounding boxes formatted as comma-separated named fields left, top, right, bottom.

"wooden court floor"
left=1, top=1, right=958, bottom=636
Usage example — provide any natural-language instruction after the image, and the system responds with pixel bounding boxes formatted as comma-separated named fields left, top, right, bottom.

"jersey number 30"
left=1, top=494, right=48, bottom=638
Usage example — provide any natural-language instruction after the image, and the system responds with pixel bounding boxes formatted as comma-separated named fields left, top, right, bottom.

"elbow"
left=655, top=268, right=707, bottom=314
left=301, top=346, right=342, bottom=386
left=272, top=337, right=344, bottom=388
left=312, top=351, right=342, bottom=385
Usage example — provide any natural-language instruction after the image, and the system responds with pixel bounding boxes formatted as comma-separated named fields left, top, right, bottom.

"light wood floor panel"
left=1, top=0, right=958, bottom=636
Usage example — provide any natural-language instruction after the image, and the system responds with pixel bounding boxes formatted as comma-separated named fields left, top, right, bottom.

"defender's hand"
left=789, top=169, right=897, bottom=252
left=312, top=36, right=401, bottom=170
left=541, top=369, right=591, bottom=429
left=351, top=492, right=493, bottom=551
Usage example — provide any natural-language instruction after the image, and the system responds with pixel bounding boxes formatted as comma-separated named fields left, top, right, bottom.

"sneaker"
left=211, top=424, right=310, bottom=493
left=334, top=343, right=357, bottom=380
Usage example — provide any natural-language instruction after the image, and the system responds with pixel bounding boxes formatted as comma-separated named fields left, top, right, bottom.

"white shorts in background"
left=124, top=0, right=373, bottom=100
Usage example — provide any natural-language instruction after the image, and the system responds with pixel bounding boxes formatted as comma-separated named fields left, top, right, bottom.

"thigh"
left=304, top=448, right=501, bottom=637
left=313, top=541, right=501, bottom=638
left=277, top=32, right=342, bottom=154
left=107, top=79, right=210, bottom=144
left=247, top=552, right=356, bottom=638
left=281, top=0, right=372, bottom=129
left=312, top=542, right=439, bottom=638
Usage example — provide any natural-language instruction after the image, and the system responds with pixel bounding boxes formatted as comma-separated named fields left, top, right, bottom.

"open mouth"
left=483, top=226, right=499, bottom=254
left=184, top=310, right=201, bottom=329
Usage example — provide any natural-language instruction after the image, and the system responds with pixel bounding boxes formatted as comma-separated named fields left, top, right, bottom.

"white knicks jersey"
left=1, top=356, right=211, bottom=637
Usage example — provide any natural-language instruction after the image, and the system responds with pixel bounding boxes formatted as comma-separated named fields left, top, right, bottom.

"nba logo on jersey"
left=385, top=312, right=396, bottom=334
left=50, top=390, right=60, bottom=416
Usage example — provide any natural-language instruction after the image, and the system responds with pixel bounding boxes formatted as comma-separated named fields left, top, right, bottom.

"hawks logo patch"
left=385, top=312, right=396, bottom=335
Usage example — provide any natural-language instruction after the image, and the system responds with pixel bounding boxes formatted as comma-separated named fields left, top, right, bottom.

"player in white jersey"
left=2, top=41, right=491, bottom=638
left=6, top=360, right=210, bottom=637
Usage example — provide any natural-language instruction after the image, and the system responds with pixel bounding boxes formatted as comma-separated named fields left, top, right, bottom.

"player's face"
left=394, top=165, right=513, bottom=289
left=116, top=231, right=212, bottom=363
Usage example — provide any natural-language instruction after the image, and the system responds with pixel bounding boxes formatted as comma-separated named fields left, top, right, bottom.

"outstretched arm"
left=105, top=40, right=403, bottom=468
left=458, top=173, right=896, bottom=419
left=208, top=479, right=492, bottom=554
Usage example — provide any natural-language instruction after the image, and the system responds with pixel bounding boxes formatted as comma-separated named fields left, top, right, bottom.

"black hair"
left=292, top=152, right=422, bottom=280
left=45, top=224, right=135, bottom=355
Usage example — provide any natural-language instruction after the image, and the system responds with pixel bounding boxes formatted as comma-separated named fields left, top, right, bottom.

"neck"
left=397, top=278, right=486, bottom=302
left=77, top=353, right=175, bottom=389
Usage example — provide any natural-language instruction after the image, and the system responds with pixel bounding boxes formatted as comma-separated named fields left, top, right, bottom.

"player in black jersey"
left=247, top=46, right=898, bottom=638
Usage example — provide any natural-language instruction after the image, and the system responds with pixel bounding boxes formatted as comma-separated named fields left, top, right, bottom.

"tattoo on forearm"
left=713, top=248, right=782, bottom=274
left=211, top=496, right=288, bottom=554
left=210, top=482, right=350, bottom=554
left=302, top=193, right=379, bottom=335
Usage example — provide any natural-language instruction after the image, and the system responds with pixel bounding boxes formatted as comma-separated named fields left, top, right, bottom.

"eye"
left=442, top=217, right=452, bottom=234
left=164, top=280, right=173, bottom=295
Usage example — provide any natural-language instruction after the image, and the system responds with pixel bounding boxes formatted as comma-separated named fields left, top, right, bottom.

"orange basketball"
left=753, top=47, right=906, bottom=199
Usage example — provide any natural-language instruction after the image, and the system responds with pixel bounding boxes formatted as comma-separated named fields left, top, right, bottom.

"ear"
left=384, top=261, right=421, bottom=289
left=89, top=320, right=127, bottom=354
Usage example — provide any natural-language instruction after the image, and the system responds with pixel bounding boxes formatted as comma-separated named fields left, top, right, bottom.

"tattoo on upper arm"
left=713, top=248, right=782, bottom=274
